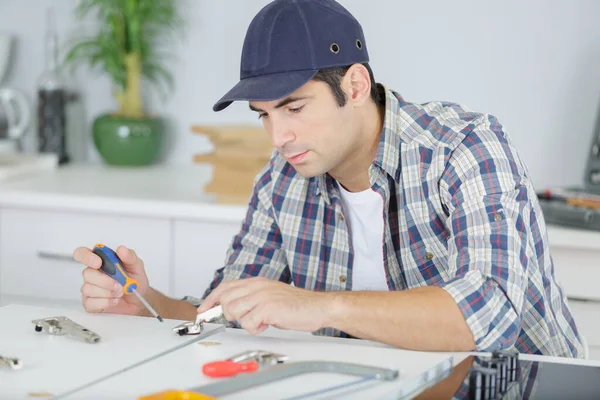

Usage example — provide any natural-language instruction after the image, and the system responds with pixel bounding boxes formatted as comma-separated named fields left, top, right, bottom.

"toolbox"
left=538, top=108, right=600, bottom=232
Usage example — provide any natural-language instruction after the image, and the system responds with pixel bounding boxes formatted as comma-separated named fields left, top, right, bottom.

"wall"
left=0, top=0, right=599, bottom=189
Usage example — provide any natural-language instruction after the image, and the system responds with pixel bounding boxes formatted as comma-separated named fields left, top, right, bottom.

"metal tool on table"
left=137, top=361, right=399, bottom=400
left=32, top=316, right=101, bottom=344
left=202, top=349, right=288, bottom=378
left=0, top=354, right=22, bottom=370
left=172, top=305, right=223, bottom=336
left=92, top=244, right=163, bottom=323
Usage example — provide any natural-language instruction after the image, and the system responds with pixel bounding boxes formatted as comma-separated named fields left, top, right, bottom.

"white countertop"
left=0, top=163, right=249, bottom=222
left=0, top=304, right=225, bottom=400
left=0, top=303, right=461, bottom=400
left=2, top=303, right=598, bottom=400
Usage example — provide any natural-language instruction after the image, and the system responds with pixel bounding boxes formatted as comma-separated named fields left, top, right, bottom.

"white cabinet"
left=0, top=207, right=171, bottom=302
left=171, top=219, right=243, bottom=300
left=550, top=248, right=600, bottom=302
left=547, top=226, right=600, bottom=359
left=547, top=226, right=600, bottom=301
left=567, top=299, right=600, bottom=358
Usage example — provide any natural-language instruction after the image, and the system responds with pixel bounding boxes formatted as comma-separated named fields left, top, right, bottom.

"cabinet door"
left=550, top=247, right=600, bottom=301
left=172, top=219, right=242, bottom=300
left=547, top=226, right=600, bottom=301
left=589, top=347, right=600, bottom=361
left=567, top=299, right=600, bottom=352
left=0, top=207, right=171, bottom=302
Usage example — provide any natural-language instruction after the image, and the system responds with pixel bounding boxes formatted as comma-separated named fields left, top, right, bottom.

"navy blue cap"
left=213, top=0, right=369, bottom=112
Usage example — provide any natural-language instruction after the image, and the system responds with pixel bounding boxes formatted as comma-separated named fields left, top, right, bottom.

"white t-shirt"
left=336, top=181, right=389, bottom=291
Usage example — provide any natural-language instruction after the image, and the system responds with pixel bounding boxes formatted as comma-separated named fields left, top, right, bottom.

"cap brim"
left=213, top=69, right=318, bottom=112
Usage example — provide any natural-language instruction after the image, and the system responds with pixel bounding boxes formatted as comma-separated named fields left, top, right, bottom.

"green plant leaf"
left=143, top=61, right=174, bottom=100
left=63, top=0, right=182, bottom=114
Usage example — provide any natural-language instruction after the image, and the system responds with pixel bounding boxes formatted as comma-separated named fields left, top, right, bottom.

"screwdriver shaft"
left=132, top=289, right=163, bottom=322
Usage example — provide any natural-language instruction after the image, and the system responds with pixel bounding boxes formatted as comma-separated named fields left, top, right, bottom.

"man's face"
left=249, top=80, right=360, bottom=178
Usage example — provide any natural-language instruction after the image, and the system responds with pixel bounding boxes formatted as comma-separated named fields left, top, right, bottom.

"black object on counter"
left=419, top=348, right=600, bottom=399
left=38, top=88, right=68, bottom=164
left=36, top=7, right=69, bottom=165
left=468, top=366, right=498, bottom=400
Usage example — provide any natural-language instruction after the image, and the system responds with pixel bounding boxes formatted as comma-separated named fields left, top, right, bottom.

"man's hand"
left=198, top=278, right=329, bottom=335
left=73, top=245, right=150, bottom=316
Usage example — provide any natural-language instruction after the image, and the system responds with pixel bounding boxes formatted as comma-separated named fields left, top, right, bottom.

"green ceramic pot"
left=92, top=114, right=163, bottom=166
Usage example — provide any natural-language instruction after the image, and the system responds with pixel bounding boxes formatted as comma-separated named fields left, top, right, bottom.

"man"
left=73, top=0, right=583, bottom=357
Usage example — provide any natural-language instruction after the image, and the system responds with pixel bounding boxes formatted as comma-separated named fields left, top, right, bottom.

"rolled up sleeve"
left=200, top=162, right=291, bottom=300
left=439, top=115, right=532, bottom=351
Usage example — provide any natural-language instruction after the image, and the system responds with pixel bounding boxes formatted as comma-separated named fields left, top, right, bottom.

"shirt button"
left=494, top=214, right=503, bottom=222
left=339, top=213, right=344, bottom=221
left=425, top=252, right=434, bottom=260
left=339, top=275, right=347, bottom=283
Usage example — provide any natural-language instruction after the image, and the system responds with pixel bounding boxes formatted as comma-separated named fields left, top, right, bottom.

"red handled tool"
left=202, top=360, right=260, bottom=378
left=201, top=350, right=288, bottom=378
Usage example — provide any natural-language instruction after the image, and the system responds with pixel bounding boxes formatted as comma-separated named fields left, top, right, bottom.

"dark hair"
left=312, top=63, right=382, bottom=107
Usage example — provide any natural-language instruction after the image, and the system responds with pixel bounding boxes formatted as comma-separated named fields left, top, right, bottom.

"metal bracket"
left=192, top=361, right=399, bottom=398
left=227, top=350, right=288, bottom=367
left=32, top=316, right=101, bottom=344
left=0, top=355, right=22, bottom=370
left=172, top=316, right=204, bottom=336
left=172, top=305, right=223, bottom=336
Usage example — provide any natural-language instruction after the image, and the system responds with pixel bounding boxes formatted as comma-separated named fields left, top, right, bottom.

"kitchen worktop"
left=0, top=163, right=249, bottom=222
left=2, top=303, right=599, bottom=400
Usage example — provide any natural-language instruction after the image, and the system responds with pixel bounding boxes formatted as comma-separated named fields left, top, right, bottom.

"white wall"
left=1, top=0, right=599, bottom=189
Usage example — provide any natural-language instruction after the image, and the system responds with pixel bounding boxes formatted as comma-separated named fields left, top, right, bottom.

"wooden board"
left=193, top=154, right=270, bottom=169
left=191, top=124, right=269, bottom=142
left=191, top=125, right=271, bottom=153
left=191, top=124, right=273, bottom=205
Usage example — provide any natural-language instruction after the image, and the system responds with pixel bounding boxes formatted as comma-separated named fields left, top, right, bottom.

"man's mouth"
left=287, top=151, right=309, bottom=165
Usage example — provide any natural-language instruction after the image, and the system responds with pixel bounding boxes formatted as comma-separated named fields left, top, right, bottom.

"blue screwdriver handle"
left=92, top=244, right=139, bottom=294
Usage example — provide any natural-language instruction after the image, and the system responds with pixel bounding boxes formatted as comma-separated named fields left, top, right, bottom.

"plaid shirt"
left=201, top=84, right=583, bottom=358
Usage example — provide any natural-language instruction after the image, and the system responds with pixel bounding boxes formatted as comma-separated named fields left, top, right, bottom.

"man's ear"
left=343, top=64, right=372, bottom=107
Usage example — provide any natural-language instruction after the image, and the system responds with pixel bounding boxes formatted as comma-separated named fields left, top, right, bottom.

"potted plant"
left=64, top=0, right=182, bottom=166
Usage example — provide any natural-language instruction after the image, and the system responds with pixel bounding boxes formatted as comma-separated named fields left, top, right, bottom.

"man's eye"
left=289, top=106, right=304, bottom=113
left=258, top=113, right=268, bottom=119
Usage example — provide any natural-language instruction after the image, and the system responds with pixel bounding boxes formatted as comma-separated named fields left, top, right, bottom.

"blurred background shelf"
left=0, top=153, right=57, bottom=182
left=192, top=124, right=272, bottom=204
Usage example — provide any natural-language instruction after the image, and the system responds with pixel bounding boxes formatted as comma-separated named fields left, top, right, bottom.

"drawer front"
left=0, top=207, right=171, bottom=301
left=172, top=219, right=242, bottom=300
left=550, top=246, right=600, bottom=301
left=589, top=347, right=600, bottom=361
left=567, top=299, right=600, bottom=348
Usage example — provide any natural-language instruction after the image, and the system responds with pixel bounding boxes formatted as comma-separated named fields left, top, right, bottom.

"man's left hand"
left=197, top=277, right=330, bottom=335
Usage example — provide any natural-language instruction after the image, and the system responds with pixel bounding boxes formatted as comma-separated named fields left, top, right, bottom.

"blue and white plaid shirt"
left=201, top=84, right=583, bottom=358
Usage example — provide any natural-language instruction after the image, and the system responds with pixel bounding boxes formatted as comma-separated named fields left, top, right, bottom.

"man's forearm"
left=324, top=286, right=476, bottom=351
left=139, top=287, right=198, bottom=321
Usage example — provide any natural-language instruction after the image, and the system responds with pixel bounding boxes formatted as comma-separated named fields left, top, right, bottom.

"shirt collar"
left=372, top=83, right=403, bottom=181
left=311, top=84, right=405, bottom=204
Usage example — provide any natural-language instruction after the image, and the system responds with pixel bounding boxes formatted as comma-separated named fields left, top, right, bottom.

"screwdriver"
left=92, top=243, right=163, bottom=323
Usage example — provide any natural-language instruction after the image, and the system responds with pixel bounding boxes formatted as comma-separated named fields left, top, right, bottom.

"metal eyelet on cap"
left=330, top=43, right=340, bottom=54
left=356, top=39, right=362, bottom=49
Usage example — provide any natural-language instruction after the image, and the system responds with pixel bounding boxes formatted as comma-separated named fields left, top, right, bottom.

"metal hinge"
left=32, top=316, right=101, bottom=344
left=172, top=305, right=224, bottom=336
left=228, top=349, right=288, bottom=366
left=0, top=355, right=22, bottom=370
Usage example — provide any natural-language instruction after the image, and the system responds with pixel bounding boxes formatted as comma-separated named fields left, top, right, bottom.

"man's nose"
left=269, top=121, right=295, bottom=149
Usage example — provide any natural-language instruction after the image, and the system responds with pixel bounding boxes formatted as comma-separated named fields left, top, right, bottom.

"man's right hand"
left=72, top=245, right=150, bottom=316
